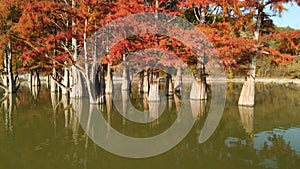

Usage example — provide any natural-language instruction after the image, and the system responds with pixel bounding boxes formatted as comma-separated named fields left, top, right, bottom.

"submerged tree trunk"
left=105, top=63, right=113, bottom=94
left=121, top=68, right=130, bottom=91
left=51, top=66, right=58, bottom=93
left=238, top=0, right=263, bottom=106
left=174, top=67, right=183, bottom=95
left=165, top=68, right=173, bottom=97
left=190, top=62, right=207, bottom=100
left=138, top=71, right=144, bottom=92
left=2, top=52, right=8, bottom=87
left=61, top=66, right=70, bottom=95
left=121, top=63, right=130, bottom=91
left=143, top=70, right=149, bottom=93
left=7, top=41, right=18, bottom=93
left=31, top=69, right=41, bottom=86
left=148, top=71, right=160, bottom=102
left=97, top=64, right=106, bottom=104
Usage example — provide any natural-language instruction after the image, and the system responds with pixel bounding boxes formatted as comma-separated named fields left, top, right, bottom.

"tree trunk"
left=174, top=67, right=183, bottom=95
left=70, top=0, right=78, bottom=98
left=121, top=54, right=130, bottom=91
left=61, top=66, right=70, bottom=95
left=121, top=66, right=130, bottom=91
left=148, top=72, right=160, bottom=102
left=51, top=66, right=58, bottom=92
left=7, top=41, right=16, bottom=93
left=190, top=62, right=207, bottom=100
left=31, top=84, right=40, bottom=100
left=97, top=64, right=106, bottom=104
left=143, top=70, right=149, bottom=93
left=2, top=52, right=8, bottom=87
left=138, top=71, right=144, bottom=92
left=105, top=63, right=113, bottom=94
left=165, top=68, right=173, bottom=97
left=84, top=28, right=99, bottom=104
left=238, top=0, right=263, bottom=106
left=31, top=69, right=40, bottom=86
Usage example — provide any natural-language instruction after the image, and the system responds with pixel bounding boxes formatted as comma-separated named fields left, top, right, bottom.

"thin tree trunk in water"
left=138, top=71, right=144, bottom=92
left=51, top=66, right=57, bottom=92
left=148, top=71, right=160, bottom=102
left=121, top=59, right=130, bottom=91
left=31, top=85, right=40, bottom=100
left=165, top=68, right=173, bottom=97
left=98, top=64, right=106, bottom=104
left=105, top=63, right=113, bottom=94
left=2, top=51, right=8, bottom=87
left=71, top=66, right=86, bottom=98
left=70, top=0, right=79, bottom=98
left=62, top=66, right=69, bottom=95
left=143, top=70, right=149, bottom=93
left=121, top=68, right=130, bottom=91
left=190, top=62, right=207, bottom=100
left=174, top=67, right=183, bottom=95
left=238, top=0, right=263, bottom=106
left=83, top=22, right=100, bottom=104
left=7, top=41, right=15, bottom=93
left=31, top=69, right=41, bottom=86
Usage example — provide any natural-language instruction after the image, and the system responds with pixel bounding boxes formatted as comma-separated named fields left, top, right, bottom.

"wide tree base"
left=238, top=78, right=255, bottom=107
left=190, top=80, right=207, bottom=100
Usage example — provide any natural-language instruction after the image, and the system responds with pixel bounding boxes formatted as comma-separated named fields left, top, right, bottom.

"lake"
left=0, top=82, right=299, bottom=169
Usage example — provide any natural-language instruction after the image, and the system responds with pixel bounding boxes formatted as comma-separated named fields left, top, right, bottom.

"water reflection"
left=238, top=106, right=254, bottom=135
left=0, top=83, right=299, bottom=169
left=190, top=100, right=206, bottom=119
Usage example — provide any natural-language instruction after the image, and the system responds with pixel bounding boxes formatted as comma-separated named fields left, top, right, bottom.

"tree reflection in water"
left=0, top=83, right=299, bottom=169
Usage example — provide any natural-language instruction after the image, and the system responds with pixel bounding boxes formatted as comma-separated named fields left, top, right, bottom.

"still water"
left=0, top=82, right=299, bottom=169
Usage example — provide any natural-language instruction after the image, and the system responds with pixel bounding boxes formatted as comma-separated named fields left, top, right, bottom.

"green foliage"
left=274, top=25, right=296, bottom=32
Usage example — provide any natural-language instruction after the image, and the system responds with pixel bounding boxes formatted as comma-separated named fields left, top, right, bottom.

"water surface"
left=0, top=83, right=299, bottom=169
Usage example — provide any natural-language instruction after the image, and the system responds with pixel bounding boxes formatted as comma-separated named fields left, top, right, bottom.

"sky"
left=269, top=3, right=300, bottom=29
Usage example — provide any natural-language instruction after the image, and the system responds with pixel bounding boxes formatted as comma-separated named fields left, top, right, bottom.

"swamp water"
left=0, top=82, right=299, bottom=169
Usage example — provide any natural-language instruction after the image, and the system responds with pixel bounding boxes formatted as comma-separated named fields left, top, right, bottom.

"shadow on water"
left=0, top=82, right=299, bottom=169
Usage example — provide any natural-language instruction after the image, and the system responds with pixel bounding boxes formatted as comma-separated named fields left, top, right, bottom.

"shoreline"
left=225, top=77, right=300, bottom=85
left=19, top=75, right=300, bottom=86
